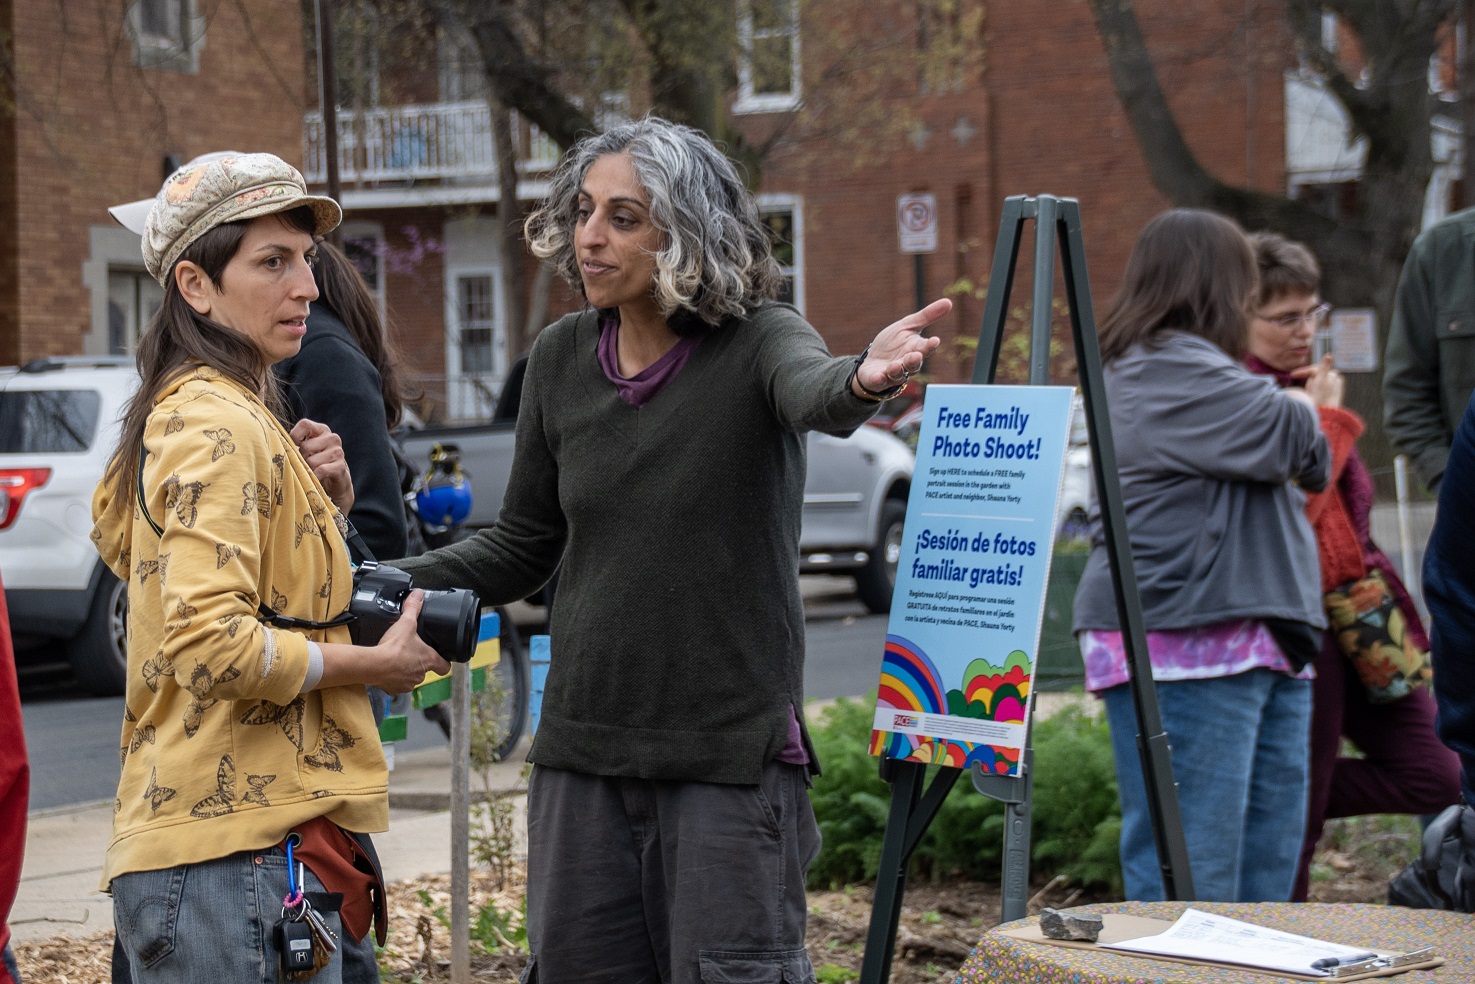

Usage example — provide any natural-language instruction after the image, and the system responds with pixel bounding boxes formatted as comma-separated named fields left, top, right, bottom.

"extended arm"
left=849, top=298, right=950, bottom=400
left=392, top=340, right=565, bottom=601
left=756, top=299, right=949, bottom=436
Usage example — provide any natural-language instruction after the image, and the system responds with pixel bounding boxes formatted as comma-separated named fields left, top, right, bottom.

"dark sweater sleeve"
left=278, top=332, right=408, bottom=561
left=393, top=331, right=565, bottom=602
left=751, top=304, right=879, bottom=436
left=1424, top=393, right=1475, bottom=806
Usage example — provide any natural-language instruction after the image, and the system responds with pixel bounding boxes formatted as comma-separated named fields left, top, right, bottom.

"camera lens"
left=417, top=588, right=480, bottom=662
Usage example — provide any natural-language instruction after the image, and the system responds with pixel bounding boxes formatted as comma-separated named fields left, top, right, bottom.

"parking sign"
left=897, top=193, right=938, bottom=254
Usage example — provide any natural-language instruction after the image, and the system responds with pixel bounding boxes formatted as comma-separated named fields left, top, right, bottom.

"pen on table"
left=1310, top=952, right=1379, bottom=971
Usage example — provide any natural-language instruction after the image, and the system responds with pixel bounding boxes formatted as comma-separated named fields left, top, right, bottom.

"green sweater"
left=396, top=302, right=877, bottom=783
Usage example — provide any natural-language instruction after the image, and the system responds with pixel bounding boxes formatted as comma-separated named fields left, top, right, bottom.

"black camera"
left=348, top=561, right=480, bottom=662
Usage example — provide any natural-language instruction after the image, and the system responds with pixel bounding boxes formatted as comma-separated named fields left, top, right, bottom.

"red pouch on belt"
left=285, top=816, right=385, bottom=944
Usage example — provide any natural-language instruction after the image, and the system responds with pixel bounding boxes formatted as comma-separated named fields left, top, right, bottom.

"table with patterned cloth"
left=954, top=901, right=1473, bottom=983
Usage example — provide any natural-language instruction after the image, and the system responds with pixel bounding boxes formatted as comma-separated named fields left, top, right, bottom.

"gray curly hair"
left=524, top=116, right=783, bottom=328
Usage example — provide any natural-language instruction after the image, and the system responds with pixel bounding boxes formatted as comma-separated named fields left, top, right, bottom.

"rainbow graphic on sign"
left=869, top=634, right=1028, bottom=774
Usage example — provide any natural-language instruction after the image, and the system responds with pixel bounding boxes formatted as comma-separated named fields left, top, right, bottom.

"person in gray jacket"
left=1073, top=209, right=1335, bottom=902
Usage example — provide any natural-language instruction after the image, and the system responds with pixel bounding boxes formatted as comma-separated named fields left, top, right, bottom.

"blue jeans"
left=3, top=941, right=20, bottom=983
left=1102, top=668, right=1312, bottom=902
left=111, top=845, right=378, bottom=984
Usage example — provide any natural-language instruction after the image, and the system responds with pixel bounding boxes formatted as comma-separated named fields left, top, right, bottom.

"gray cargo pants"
left=519, top=760, right=821, bottom=983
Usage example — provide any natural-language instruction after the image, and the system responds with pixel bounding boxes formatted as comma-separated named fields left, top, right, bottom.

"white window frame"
left=735, top=0, right=801, bottom=115
left=126, top=0, right=205, bottom=73
left=442, top=217, right=506, bottom=422
left=757, top=193, right=804, bottom=314
left=437, top=25, right=486, bottom=102
left=1320, top=12, right=1338, bottom=53
left=83, top=226, right=154, bottom=356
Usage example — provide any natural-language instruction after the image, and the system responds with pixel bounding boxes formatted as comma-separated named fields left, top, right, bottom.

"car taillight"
left=0, top=468, right=51, bottom=530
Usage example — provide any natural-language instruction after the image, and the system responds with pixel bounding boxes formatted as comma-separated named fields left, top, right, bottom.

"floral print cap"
left=141, top=153, right=341, bottom=286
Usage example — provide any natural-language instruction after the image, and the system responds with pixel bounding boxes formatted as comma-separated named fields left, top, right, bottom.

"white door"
left=442, top=217, right=505, bottom=421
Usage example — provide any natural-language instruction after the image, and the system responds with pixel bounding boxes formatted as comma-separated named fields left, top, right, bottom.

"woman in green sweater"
left=395, top=116, right=949, bottom=982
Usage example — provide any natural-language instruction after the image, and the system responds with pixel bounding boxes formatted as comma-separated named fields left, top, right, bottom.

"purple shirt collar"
left=597, top=314, right=703, bottom=407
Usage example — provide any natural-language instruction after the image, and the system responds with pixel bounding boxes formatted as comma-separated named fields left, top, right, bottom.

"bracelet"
left=849, top=344, right=908, bottom=402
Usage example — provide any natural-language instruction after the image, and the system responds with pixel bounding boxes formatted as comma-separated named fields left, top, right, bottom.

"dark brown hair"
left=104, top=207, right=318, bottom=494
left=312, top=240, right=406, bottom=428
left=1247, top=230, right=1320, bottom=307
left=1097, top=209, right=1258, bottom=363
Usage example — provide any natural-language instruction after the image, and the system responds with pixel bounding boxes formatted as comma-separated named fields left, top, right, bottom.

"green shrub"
left=806, top=697, right=896, bottom=888
left=1029, top=705, right=1122, bottom=890
left=806, top=695, right=1121, bottom=892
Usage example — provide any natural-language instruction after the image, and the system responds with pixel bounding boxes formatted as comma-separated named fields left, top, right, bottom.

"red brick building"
left=0, top=0, right=305, bottom=365
left=3, top=0, right=1459, bottom=422
left=300, top=0, right=1315, bottom=420
left=733, top=0, right=1296, bottom=385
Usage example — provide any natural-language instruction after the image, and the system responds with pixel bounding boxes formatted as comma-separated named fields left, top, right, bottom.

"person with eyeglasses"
left=1385, top=210, right=1475, bottom=492
left=1245, top=232, right=1460, bottom=903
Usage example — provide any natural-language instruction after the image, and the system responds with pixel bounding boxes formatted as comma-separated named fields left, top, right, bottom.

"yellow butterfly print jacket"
left=90, top=366, right=387, bottom=888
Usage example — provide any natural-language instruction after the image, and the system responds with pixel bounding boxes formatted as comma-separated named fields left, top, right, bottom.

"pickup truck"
left=400, top=419, right=916, bottom=613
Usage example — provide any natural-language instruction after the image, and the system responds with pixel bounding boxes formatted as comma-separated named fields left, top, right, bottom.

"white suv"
left=0, top=357, right=134, bottom=694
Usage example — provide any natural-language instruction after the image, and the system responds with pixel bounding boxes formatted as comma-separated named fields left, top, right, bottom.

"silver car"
left=800, top=426, right=914, bottom=612
left=0, top=358, right=134, bottom=694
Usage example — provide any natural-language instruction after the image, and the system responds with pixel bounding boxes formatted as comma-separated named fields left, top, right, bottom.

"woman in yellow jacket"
left=91, top=153, right=448, bottom=983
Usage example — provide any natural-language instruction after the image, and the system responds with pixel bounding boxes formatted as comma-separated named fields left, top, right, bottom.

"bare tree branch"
left=228, top=0, right=305, bottom=108
left=1283, top=2, right=1373, bottom=124
left=429, top=0, right=593, bottom=150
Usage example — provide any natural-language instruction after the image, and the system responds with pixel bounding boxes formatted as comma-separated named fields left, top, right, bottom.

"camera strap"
left=135, top=443, right=359, bottom=631
left=341, top=520, right=376, bottom=566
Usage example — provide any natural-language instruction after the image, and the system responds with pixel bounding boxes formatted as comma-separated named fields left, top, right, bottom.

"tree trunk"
left=489, top=97, right=531, bottom=362
left=1086, top=0, right=1448, bottom=486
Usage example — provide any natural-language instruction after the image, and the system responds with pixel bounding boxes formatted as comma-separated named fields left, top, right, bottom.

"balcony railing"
left=303, top=100, right=561, bottom=186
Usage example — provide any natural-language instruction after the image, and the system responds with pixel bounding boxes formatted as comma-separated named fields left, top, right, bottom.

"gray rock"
left=1039, top=907, right=1104, bottom=942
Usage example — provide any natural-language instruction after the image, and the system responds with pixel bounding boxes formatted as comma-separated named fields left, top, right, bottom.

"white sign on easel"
left=869, top=384, right=1073, bottom=774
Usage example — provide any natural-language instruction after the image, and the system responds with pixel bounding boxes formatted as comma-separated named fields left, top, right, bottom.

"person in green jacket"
left=1383, top=208, right=1475, bottom=492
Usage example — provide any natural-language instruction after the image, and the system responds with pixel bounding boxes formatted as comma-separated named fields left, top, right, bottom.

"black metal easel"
left=857, top=195, right=1195, bottom=984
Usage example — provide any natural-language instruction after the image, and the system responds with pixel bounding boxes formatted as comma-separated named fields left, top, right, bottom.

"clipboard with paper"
left=1000, top=907, right=1444, bottom=981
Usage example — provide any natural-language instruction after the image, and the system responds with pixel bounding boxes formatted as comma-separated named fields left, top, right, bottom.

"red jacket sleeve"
left=0, top=572, right=30, bottom=974
left=1305, top=405, right=1364, bottom=526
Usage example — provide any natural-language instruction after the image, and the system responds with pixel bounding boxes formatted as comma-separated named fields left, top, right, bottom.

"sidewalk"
left=11, top=741, right=531, bottom=947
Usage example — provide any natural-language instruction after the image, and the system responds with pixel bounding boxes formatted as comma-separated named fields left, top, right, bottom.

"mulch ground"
left=10, top=834, right=1406, bottom=984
